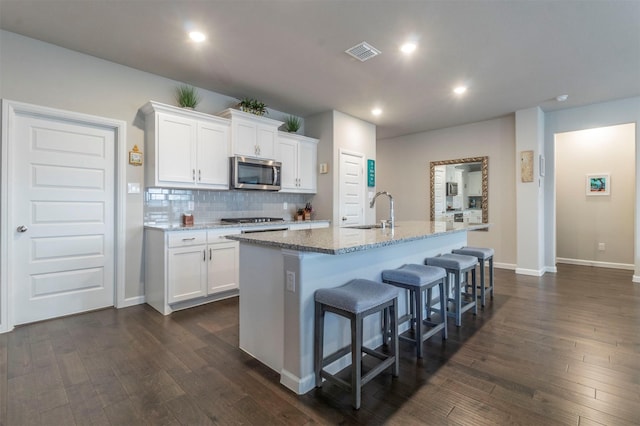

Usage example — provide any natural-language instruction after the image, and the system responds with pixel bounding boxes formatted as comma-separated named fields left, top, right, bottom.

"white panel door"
left=339, top=151, right=365, bottom=226
left=12, top=112, right=115, bottom=325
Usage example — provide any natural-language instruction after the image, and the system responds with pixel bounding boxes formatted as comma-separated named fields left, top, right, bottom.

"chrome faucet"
left=370, top=191, right=395, bottom=229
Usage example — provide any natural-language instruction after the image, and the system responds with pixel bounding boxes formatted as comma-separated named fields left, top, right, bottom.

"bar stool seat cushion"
left=315, top=279, right=398, bottom=314
left=425, top=253, right=478, bottom=270
left=452, top=246, right=494, bottom=260
left=381, top=264, right=446, bottom=287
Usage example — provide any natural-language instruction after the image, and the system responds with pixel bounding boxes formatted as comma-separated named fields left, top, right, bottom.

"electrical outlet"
left=283, top=202, right=288, bottom=210
left=598, top=242, right=605, bottom=251
left=286, top=271, right=296, bottom=292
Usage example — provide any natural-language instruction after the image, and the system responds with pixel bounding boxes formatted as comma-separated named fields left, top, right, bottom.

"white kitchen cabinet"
left=145, top=228, right=240, bottom=315
left=168, top=242, right=208, bottom=303
left=142, top=101, right=230, bottom=189
left=278, top=132, right=318, bottom=193
left=218, top=108, right=283, bottom=159
left=468, top=171, right=482, bottom=196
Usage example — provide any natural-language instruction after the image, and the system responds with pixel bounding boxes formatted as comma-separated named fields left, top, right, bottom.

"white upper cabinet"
left=142, top=101, right=230, bottom=189
left=218, top=108, right=283, bottom=160
left=277, top=132, right=318, bottom=193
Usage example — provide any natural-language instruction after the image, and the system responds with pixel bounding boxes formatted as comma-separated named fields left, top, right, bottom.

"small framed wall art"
left=586, top=173, right=610, bottom=196
left=129, top=144, right=143, bottom=166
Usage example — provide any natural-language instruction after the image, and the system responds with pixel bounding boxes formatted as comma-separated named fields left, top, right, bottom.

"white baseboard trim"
left=118, top=295, right=145, bottom=308
left=632, top=275, right=640, bottom=284
left=545, top=266, right=558, bottom=274
left=556, top=258, right=634, bottom=271
left=515, top=268, right=545, bottom=277
left=494, top=262, right=517, bottom=270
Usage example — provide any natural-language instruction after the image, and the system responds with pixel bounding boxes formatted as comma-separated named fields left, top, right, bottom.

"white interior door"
left=339, top=151, right=365, bottom=226
left=11, top=111, right=115, bottom=325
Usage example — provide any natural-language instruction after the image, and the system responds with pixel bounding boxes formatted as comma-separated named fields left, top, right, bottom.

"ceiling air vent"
left=345, top=41, right=381, bottom=62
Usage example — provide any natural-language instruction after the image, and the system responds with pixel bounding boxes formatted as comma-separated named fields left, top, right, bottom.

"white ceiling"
left=1, top=0, right=639, bottom=139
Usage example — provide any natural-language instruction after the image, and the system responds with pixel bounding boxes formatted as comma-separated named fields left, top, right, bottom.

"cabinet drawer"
left=167, top=231, right=206, bottom=247
left=208, top=228, right=241, bottom=243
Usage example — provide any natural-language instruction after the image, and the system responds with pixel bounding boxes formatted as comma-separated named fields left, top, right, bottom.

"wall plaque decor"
left=520, top=150, right=534, bottom=182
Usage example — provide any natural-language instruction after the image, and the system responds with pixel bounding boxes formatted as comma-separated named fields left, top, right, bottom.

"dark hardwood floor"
left=2, top=264, right=639, bottom=425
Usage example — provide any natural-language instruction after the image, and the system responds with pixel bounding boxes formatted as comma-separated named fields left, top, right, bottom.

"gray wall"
left=555, top=123, right=634, bottom=266
left=377, top=115, right=517, bottom=267
left=544, top=96, right=640, bottom=279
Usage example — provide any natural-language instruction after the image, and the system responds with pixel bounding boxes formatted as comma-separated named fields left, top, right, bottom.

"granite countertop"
left=225, top=221, right=490, bottom=255
left=144, top=219, right=330, bottom=232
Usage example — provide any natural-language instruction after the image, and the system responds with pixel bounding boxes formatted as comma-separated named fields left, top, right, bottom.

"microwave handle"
left=273, top=166, right=278, bottom=186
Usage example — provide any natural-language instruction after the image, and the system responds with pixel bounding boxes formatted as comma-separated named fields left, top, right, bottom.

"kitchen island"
left=226, top=221, right=489, bottom=395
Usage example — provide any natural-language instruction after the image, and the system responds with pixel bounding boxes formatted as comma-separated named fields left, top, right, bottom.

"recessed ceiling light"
left=189, top=31, right=206, bottom=42
left=372, top=108, right=382, bottom=116
left=400, top=42, right=417, bottom=54
left=453, top=86, right=467, bottom=95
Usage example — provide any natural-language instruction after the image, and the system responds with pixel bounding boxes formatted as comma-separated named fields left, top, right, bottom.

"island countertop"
left=226, top=220, right=489, bottom=255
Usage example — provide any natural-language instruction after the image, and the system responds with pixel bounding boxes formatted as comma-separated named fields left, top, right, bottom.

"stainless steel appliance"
left=220, top=217, right=284, bottom=224
left=230, top=156, right=281, bottom=191
left=446, top=182, right=458, bottom=196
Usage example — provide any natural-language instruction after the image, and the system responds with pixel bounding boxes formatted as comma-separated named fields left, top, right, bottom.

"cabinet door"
left=208, top=241, right=239, bottom=294
left=168, top=245, right=207, bottom=303
left=232, top=119, right=258, bottom=157
left=278, top=138, right=298, bottom=191
left=256, top=125, right=276, bottom=159
left=297, top=140, right=317, bottom=193
left=197, top=121, right=229, bottom=188
left=468, top=171, right=481, bottom=196
left=157, top=113, right=196, bottom=184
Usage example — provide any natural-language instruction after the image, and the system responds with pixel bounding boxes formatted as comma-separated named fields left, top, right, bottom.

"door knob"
left=16, top=225, right=28, bottom=233
left=341, top=217, right=347, bottom=221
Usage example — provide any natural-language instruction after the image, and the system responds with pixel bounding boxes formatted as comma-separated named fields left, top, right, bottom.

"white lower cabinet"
left=145, top=228, right=240, bottom=315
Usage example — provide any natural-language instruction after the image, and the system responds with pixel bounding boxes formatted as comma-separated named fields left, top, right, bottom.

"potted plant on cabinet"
left=238, top=97, right=268, bottom=116
left=283, top=115, right=301, bottom=133
left=176, top=85, right=200, bottom=109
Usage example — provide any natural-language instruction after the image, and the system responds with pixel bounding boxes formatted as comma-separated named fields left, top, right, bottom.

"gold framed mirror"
left=429, top=156, right=488, bottom=223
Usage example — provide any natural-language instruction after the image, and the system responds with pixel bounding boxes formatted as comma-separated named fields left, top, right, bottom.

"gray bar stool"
left=314, top=279, right=399, bottom=410
left=381, top=264, right=447, bottom=358
left=424, top=254, right=478, bottom=327
left=452, top=246, right=494, bottom=307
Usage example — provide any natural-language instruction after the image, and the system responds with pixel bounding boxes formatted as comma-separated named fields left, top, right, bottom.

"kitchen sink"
left=344, top=224, right=384, bottom=230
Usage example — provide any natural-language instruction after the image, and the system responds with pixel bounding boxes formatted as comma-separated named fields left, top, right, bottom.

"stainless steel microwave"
left=230, top=156, right=281, bottom=191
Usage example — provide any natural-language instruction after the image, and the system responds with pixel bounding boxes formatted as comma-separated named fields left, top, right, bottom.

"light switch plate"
left=127, top=183, right=141, bottom=194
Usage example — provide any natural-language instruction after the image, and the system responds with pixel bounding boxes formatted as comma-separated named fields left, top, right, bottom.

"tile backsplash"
left=144, top=188, right=314, bottom=225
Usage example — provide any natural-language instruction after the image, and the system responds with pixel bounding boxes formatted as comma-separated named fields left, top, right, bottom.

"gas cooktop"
left=220, top=217, right=284, bottom=224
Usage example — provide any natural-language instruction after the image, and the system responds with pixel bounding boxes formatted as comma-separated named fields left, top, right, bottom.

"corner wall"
left=377, top=116, right=517, bottom=267
left=544, top=96, right=640, bottom=282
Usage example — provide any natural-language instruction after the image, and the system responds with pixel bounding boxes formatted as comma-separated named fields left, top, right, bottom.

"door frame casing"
left=1, top=99, right=128, bottom=333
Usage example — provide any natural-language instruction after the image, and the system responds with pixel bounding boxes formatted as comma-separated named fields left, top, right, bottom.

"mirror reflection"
left=429, top=156, right=488, bottom=224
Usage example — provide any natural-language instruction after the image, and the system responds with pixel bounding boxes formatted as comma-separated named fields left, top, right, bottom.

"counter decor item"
left=237, top=97, right=267, bottom=116
left=182, top=213, right=194, bottom=226
left=304, top=202, right=313, bottom=220
left=283, top=115, right=301, bottom=133
left=176, top=85, right=200, bottom=109
left=296, top=208, right=304, bottom=221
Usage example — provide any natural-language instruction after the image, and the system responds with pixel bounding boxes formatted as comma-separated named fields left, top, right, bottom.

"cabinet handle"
left=198, top=169, right=201, bottom=181
left=192, top=169, right=196, bottom=181
left=209, top=248, right=212, bottom=260
left=182, top=237, right=196, bottom=241
left=203, top=249, right=206, bottom=261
